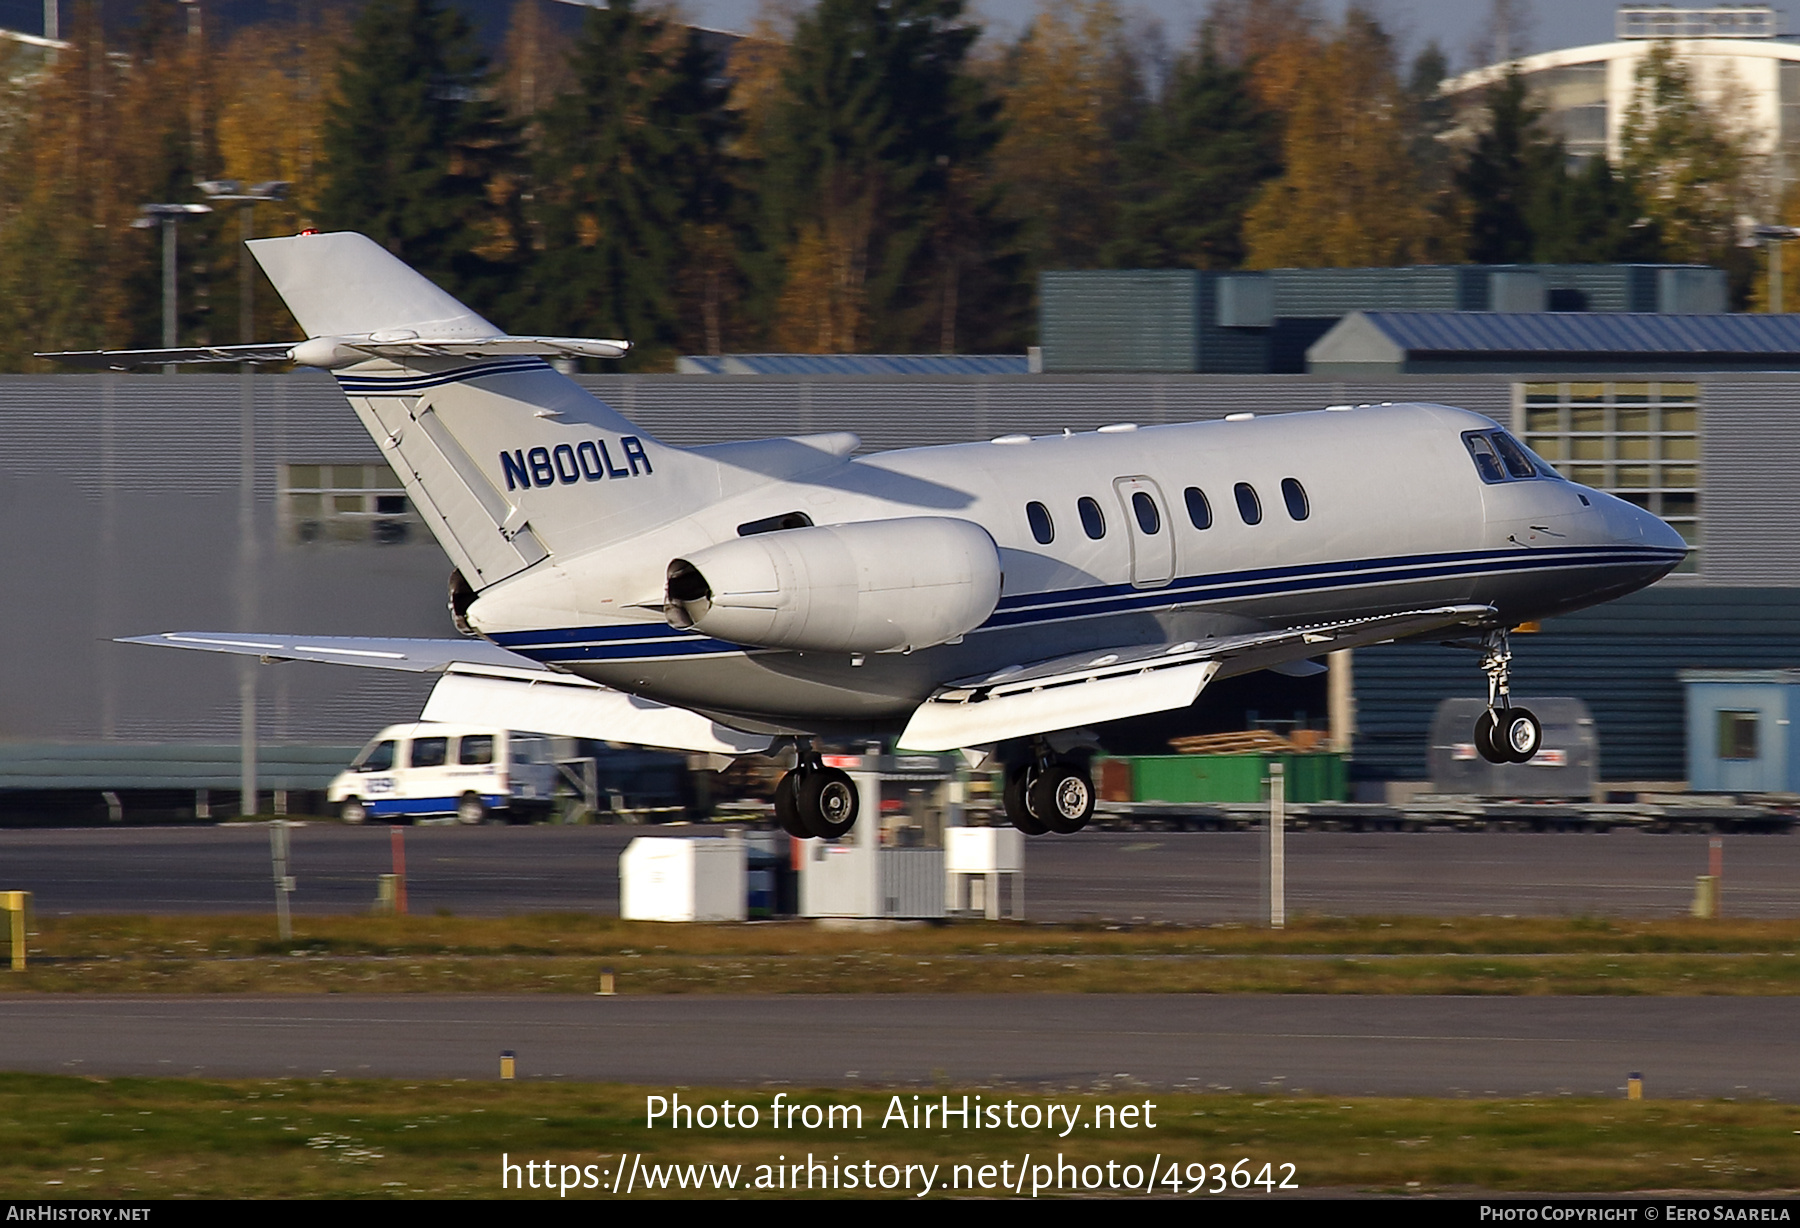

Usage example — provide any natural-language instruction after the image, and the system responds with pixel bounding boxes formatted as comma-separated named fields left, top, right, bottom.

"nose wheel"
left=774, top=747, right=860, bottom=839
left=1473, top=630, right=1541, bottom=765
left=1003, top=743, right=1095, bottom=835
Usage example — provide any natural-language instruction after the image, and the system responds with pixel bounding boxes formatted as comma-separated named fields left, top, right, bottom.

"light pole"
left=1751, top=224, right=1800, bottom=313
left=197, top=179, right=288, bottom=820
left=131, top=202, right=212, bottom=372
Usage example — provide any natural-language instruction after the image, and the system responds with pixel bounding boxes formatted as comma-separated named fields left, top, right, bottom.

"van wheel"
left=340, top=797, right=367, bottom=825
left=456, top=792, right=487, bottom=825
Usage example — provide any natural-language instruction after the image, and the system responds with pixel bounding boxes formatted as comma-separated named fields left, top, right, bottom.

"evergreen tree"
left=1105, top=42, right=1279, bottom=270
left=316, top=0, right=521, bottom=310
left=1456, top=67, right=1560, bottom=264
left=1531, top=154, right=1664, bottom=264
left=519, top=0, right=734, bottom=367
left=757, top=0, right=1020, bottom=352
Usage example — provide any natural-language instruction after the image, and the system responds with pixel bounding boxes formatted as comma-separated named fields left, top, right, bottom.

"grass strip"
left=2, top=915, right=1797, bottom=995
left=1, top=1074, right=1796, bottom=1199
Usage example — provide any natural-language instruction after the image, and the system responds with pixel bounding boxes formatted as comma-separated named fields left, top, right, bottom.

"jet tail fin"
left=247, top=232, right=500, bottom=341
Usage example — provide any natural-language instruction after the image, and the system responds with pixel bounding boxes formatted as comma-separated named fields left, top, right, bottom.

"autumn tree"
left=1619, top=41, right=1758, bottom=273
left=988, top=0, right=1143, bottom=272
left=1241, top=9, right=1441, bottom=268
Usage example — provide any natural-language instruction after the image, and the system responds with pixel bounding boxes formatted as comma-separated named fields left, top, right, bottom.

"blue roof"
left=680, top=353, right=1032, bottom=376
left=1360, top=311, right=1800, bottom=357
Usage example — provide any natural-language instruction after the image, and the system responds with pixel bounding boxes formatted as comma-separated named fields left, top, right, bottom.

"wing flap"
left=898, top=603, right=1495, bottom=750
left=422, top=668, right=770, bottom=756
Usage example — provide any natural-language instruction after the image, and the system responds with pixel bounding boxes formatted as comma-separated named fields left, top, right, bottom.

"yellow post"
left=500, top=1050, right=516, bottom=1080
left=1691, top=875, right=1718, bottom=919
left=1627, top=1072, right=1643, bottom=1101
left=2, top=891, right=29, bottom=972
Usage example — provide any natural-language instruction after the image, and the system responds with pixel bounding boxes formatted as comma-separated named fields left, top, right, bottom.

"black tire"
left=1003, top=765, right=1048, bottom=835
left=799, top=767, right=859, bottom=839
left=1500, top=707, right=1541, bottom=763
left=773, top=772, right=811, bottom=838
left=456, top=792, right=487, bottom=825
left=1472, top=710, right=1507, bottom=764
left=339, top=797, right=367, bottom=825
left=1030, top=763, right=1094, bottom=834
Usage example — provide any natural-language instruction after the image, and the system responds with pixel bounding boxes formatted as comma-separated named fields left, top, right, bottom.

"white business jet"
left=50, top=232, right=1688, bottom=839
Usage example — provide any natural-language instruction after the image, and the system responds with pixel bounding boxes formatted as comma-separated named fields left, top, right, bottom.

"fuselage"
left=466, top=402, right=1687, bottom=735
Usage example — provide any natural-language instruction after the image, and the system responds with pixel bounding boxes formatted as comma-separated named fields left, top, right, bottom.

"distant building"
left=1442, top=4, right=1800, bottom=187
left=1038, top=265, right=1727, bottom=376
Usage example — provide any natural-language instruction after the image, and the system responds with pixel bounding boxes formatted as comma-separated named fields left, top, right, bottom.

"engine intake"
left=666, top=517, right=1002, bottom=654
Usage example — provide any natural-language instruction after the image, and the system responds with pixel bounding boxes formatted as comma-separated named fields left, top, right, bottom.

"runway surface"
left=2, top=825, right=1797, bottom=920
left=2, top=995, right=1794, bottom=1097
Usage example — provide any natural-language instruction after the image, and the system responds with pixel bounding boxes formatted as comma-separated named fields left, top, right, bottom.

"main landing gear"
left=1472, top=629, right=1541, bottom=765
left=1003, top=740, right=1095, bottom=836
left=773, top=747, right=860, bottom=840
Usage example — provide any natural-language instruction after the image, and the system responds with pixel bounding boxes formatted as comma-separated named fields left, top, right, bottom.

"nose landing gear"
left=1473, top=630, right=1541, bottom=765
left=773, top=745, right=860, bottom=840
left=1003, top=740, right=1095, bottom=835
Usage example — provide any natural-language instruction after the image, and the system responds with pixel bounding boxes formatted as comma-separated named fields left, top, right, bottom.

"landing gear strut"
left=1003, top=740, right=1095, bottom=835
left=1474, top=629, right=1540, bottom=765
left=774, top=745, right=860, bottom=840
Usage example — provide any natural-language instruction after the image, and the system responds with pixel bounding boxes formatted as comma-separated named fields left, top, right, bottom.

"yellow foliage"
left=1241, top=18, right=1435, bottom=268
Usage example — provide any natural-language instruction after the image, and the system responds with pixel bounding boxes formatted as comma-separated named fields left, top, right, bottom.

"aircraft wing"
left=42, top=344, right=299, bottom=369
left=39, top=334, right=628, bottom=368
left=896, top=603, right=1497, bottom=751
left=118, top=632, right=770, bottom=756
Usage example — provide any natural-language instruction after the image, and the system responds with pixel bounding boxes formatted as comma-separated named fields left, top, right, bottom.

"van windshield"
left=353, top=740, right=396, bottom=772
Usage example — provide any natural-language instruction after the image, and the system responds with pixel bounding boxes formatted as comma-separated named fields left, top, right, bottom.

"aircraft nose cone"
left=1598, top=491, right=1688, bottom=580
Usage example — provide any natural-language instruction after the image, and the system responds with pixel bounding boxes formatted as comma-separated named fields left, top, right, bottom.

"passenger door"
left=1112, top=476, right=1175, bottom=588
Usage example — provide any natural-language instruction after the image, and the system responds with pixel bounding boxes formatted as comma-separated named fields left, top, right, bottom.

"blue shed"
left=1678, top=670, right=1800, bottom=793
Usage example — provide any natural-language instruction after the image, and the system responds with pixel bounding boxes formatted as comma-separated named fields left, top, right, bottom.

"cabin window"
left=410, top=737, right=449, bottom=769
left=1078, top=496, right=1106, bottom=539
left=1026, top=501, right=1054, bottom=544
left=1281, top=478, right=1309, bottom=521
left=1131, top=491, right=1161, bottom=534
left=1233, top=483, right=1262, bottom=525
left=459, top=735, right=495, bottom=766
left=1184, top=486, right=1212, bottom=530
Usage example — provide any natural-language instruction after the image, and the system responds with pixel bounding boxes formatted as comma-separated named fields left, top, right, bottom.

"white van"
left=328, top=722, right=559, bottom=824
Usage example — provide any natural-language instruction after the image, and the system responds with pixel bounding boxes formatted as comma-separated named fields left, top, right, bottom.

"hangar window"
left=1718, top=711, right=1759, bottom=761
left=1281, top=478, right=1309, bottom=521
left=1131, top=491, right=1161, bottom=534
left=1517, top=381, right=1701, bottom=573
left=1234, top=483, right=1262, bottom=525
left=281, top=464, right=420, bottom=546
left=1184, top=487, right=1212, bottom=530
left=1078, top=496, right=1106, bottom=539
left=1026, top=501, right=1054, bottom=544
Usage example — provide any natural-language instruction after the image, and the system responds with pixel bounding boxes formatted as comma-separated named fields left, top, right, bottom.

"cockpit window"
left=1464, top=432, right=1506, bottom=483
left=1467, top=429, right=1559, bottom=483
left=1491, top=433, right=1539, bottom=480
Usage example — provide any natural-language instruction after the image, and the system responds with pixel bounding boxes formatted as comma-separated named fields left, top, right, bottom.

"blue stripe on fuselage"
left=485, top=543, right=1685, bottom=664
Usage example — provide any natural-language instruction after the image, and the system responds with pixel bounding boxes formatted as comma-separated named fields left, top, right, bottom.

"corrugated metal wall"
left=1038, top=271, right=1200, bottom=373
left=1698, top=380, right=1800, bottom=585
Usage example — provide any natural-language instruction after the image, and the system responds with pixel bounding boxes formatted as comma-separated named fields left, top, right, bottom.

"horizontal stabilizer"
left=422, top=668, right=771, bottom=757
left=898, top=603, right=1495, bottom=751
left=40, top=335, right=629, bottom=370
left=118, top=632, right=544, bottom=674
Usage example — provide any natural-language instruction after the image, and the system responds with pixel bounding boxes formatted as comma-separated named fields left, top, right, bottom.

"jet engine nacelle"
left=666, top=517, right=1002, bottom=654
